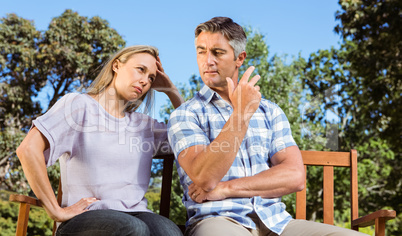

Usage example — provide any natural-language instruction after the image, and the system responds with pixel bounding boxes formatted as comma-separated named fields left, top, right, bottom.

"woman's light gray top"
left=33, top=93, right=169, bottom=212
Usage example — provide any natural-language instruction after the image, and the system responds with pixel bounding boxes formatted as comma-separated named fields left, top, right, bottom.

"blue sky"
left=1, top=0, right=343, bottom=119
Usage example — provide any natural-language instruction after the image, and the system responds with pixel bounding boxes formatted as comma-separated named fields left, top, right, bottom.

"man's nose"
left=206, top=51, right=215, bottom=66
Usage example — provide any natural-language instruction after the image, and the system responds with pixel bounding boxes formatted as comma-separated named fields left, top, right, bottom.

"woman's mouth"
left=134, top=86, right=142, bottom=93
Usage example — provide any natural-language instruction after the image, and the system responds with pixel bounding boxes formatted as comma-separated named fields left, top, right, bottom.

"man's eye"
left=198, top=51, right=206, bottom=54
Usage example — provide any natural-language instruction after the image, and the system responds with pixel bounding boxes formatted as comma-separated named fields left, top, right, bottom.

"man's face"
left=196, top=32, right=240, bottom=91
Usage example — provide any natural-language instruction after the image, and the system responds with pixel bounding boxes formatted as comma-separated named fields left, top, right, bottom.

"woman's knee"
left=134, top=212, right=183, bottom=236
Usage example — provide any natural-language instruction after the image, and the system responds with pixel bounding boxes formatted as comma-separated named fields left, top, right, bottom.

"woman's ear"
left=235, top=51, right=247, bottom=68
left=112, top=59, right=120, bottom=73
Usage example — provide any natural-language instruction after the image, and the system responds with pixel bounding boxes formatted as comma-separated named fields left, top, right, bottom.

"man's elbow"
left=293, top=169, right=305, bottom=192
left=295, top=181, right=305, bottom=192
left=193, top=175, right=219, bottom=192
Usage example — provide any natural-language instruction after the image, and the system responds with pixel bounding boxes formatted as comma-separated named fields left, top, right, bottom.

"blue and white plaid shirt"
left=168, top=85, right=296, bottom=235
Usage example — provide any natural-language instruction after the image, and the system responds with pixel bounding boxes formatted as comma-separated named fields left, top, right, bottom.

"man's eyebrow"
left=211, top=47, right=227, bottom=52
left=196, top=46, right=227, bottom=52
left=196, top=46, right=206, bottom=50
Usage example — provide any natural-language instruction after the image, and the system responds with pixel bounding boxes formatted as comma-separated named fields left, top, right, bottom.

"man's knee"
left=187, top=216, right=252, bottom=236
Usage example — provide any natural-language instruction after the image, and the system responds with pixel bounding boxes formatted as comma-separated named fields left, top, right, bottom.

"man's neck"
left=210, top=86, right=232, bottom=106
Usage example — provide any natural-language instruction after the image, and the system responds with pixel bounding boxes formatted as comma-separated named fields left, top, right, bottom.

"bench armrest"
left=9, top=194, right=42, bottom=207
left=352, top=209, right=396, bottom=228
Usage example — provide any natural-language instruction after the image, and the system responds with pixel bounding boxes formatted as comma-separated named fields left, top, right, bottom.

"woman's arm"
left=152, top=57, right=184, bottom=109
left=16, top=127, right=97, bottom=222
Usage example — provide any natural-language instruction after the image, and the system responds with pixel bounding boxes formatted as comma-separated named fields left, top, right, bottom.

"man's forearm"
left=220, top=167, right=304, bottom=199
left=203, top=146, right=305, bottom=200
left=179, top=110, right=250, bottom=191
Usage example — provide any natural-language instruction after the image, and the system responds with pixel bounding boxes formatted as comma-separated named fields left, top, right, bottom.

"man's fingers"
left=239, top=66, right=255, bottom=83
left=249, top=75, right=261, bottom=87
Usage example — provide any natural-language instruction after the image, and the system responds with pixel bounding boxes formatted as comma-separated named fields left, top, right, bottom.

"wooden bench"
left=296, top=150, right=395, bottom=236
left=9, top=150, right=396, bottom=236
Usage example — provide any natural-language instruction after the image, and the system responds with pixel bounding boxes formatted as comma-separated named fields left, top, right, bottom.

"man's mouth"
left=204, top=70, right=218, bottom=74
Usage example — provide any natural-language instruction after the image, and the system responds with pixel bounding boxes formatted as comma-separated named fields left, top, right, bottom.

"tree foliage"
left=335, top=1, right=401, bottom=144
left=300, top=0, right=401, bottom=233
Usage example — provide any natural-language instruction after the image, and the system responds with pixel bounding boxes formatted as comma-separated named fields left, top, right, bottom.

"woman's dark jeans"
left=56, top=210, right=183, bottom=236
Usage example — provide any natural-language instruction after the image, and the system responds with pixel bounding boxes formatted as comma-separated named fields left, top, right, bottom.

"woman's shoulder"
left=58, top=93, right=97, bottom=109
left=44, top=93, right=95, bottom=118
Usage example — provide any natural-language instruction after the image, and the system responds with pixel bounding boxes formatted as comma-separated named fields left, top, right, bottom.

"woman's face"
left=112, top=53, right=157, bottom=102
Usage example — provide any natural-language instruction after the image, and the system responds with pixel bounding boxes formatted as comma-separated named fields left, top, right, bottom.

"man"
left=168, top=17, right=367, bottom=236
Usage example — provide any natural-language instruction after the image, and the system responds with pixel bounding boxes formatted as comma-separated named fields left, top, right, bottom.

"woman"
left=16, top=45, right=183, bottom=235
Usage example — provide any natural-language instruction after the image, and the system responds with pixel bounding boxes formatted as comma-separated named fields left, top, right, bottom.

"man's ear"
left=235, top=51, right=247, bottom=68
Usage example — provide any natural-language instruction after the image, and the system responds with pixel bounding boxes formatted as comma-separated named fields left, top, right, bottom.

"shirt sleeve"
left=32, top=93, right=85, bottom=167
left=167, top=105, right=210, bottom=158
left=268, top=104, right=297, bottom=159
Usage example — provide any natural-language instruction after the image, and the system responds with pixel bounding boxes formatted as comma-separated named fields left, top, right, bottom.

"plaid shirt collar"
left=199, top=85, right=217, bottom=106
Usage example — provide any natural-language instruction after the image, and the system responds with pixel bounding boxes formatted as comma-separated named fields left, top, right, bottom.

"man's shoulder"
left=172, top=93, right=204, bottom=113
left=259, top=98, right=281, bottom=112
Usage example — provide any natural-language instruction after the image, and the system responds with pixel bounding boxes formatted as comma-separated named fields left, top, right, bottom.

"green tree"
left=0, top=13, right=44, bottom=193
left=0, top=10, right=125, bottom=194
left=300, top=0, right=401, bottom=233
left=335, top=0, right=401, bottom=153
left=39, top=9, right=126, bottom=107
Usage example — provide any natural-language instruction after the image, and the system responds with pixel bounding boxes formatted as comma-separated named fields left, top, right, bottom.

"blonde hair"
left=87, top=45, right=159, bottom=113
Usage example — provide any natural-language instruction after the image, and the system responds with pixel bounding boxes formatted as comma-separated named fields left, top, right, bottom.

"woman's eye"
left=149, top=77, right=155, bottom=83
left=137, top=67, right=144, bottom=72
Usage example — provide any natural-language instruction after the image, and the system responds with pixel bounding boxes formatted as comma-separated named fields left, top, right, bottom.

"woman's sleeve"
left=32, top=93, right=85, bottom=166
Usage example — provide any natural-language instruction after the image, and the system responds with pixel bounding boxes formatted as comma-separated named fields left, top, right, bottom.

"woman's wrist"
left=165, top=88, right=184, bottom=108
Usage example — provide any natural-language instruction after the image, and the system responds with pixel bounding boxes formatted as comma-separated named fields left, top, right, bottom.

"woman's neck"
left=92, top=88, right=128, bottom=118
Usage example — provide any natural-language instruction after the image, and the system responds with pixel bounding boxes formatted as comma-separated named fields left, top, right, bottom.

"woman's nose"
left=139, top=76, right=148, bottom=85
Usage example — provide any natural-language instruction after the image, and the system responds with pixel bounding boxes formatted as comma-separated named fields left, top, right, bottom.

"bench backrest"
left=296, top=150, right=359, bottom=225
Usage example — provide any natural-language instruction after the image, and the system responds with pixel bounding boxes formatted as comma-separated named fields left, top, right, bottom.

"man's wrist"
left=218, top=181, right=231, bottom=199
left=231, top=109, right=251, bottom=129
